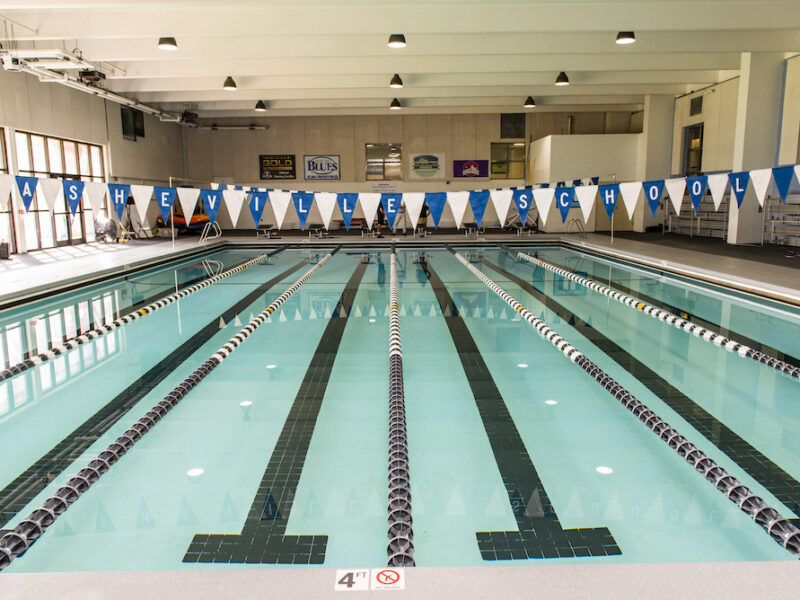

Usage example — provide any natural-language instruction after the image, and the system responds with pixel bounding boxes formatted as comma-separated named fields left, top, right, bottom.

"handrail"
left=199, top=222, right=222, bottom=243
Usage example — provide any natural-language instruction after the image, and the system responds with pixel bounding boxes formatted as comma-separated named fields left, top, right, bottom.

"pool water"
left=0, top=243, right=798, bottom=572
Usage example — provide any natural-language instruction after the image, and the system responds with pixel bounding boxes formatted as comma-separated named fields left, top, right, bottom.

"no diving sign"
left=335, top=568, right=405, bottom=591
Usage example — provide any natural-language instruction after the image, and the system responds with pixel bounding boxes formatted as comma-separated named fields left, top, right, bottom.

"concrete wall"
left=671, top=78, right=739, bottom=175
left=778, top=54, right=800, bottom=166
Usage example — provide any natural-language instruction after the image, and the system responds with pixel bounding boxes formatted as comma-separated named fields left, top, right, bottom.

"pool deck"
left=2, top=231, right=799, bottom=308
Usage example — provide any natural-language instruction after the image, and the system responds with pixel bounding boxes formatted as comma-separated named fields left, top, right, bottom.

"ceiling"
left=1, top=0, right=799, bottom=119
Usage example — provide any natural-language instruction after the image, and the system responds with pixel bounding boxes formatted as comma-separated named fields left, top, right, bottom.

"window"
left=13, top=131, right=105, bottom=251
left=366, top=143, right=402, bottom=181
left=0, top=128, right=14, bottom=253
left=500, top=113, right=526, bottom=139
left=490, top=142, right=526, bottom=180
left=690, top=96, right=703, bottom=117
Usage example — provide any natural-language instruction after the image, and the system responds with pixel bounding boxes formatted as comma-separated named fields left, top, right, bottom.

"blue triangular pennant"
left=200, top=188, right=224, bottom=225
left=381, top=193, right=402, bottom=230
left=153, top=186, right=177, bottom=223
left=425, top=192, right=447, bottom=228
left=685, top=176, right=708, bottom=213
left=591, top=176, right=600, bottom=185
left=107, top=183, right=130, bottom=219
left=728, top=172, right=750, bottom=207
left=248, top=191, right=269, bottom=227
left=336, top=193, right=358, bottom=230
left=642, top=180, right=665, bottom=217
left=62, top=179, right=85, bottom=216
left=556, top=181, right=565, bottom=188
left=513, top=188, right=533, bottom=224
left=598, top=184, right=619, bottom=220
left=555, top=187, right=575, bottom=223
left=572, top=179, right=582, bottom=187
left=15, top=176, right=39, bottom=212
left=291, top=191, right=314, bottom=229
left=772, top=166, right=795, bottom=203
left=468, top=190, right=490, bottom=228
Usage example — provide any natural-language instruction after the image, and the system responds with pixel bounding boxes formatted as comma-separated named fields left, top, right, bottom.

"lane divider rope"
left=0, top=248, right=287, bottom=383
left=0, top=249, right=337, bottom=571
left=386, top=251, right=414, bottom=567
left=510, top=247, right=799, bottom=382
left=451, top=248, right=800, bottom=559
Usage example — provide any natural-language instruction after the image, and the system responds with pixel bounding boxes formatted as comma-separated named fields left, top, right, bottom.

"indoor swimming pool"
left=0, top=242, right=799, bottom=573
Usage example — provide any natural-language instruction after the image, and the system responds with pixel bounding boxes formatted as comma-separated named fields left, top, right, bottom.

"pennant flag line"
left=130, top=185, right=154, bottom=224
left=84, top=182, right=107, bottom=217
left=642, top=180, right=665, bottom=217
left=291, top=191, right=314, bottom=229
left=176, top=187, right=200, bottom=221
left=728, top=171, right=750, bottom=208
left=39, top=177, right=63, bottom=212
left=222, top=188, right=246, bottom=227
left=358, top=193, right=381, bottom=230
left=336, top=193, right=358, bottom=230
left=468, top=190, right=490, bottom=228
left=425, top=192, right=447, bottom=228
left=706, top=174, right=728, bottom=210
left=664, top=178, right=687, bottom=216
left=598, top=184, right=620, bottom=221
left=200, top=188, right=224, bottom=225
left=619, top=181, right=642, bottom=220
left=772, top=166, right=795, bottom=203
left=154, top=186, right=177, bottom=223
left=555, top=187, right=576, bottom=223
left=513, top=188, right=534, bottom=225
left=749, top=168, right=772, bottom=207
left=107, top=183, right=130, bottom=220
left=575, top=185, right=597, bottom=223
left=685, top=176, right=708, bottom=213
left=268, top=191, right=292, bottom=229
left=402, top=193, right=425, bottom=231
left=489, top=189, right=513, bottom=227
left=314, top=192, right=337, bottom=230
left=447, top=191, right=470, bottom=229
left=532, top=188, right=555, bottom=226
left=62, top=180, right=85, bottom=216
left=381, top=193, right=403, bottom=230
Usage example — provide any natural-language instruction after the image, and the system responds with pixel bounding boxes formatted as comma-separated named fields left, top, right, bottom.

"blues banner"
left=686, top=176, right=708, bottom=213
left=336, top=193, right=358, bottom=229
left=512, top=188, right=533, bottom=224
left=200, top=189, right=224, bottom=225
left=62, top=180, right=85, bottom=216
left=425, top=192, right=447, bottom=228
left=468, top=190, right=490, bottom=228
left=555, top=187, right=575, bottom=223
left=598, top=184, right=619, bottom=220
left=642, top=180, right=665, bottom=217
left=291, top=191, right=314, bottom=229
left=154, top=186, right=177, bottom=223
left=15, top=176, right=39, bottom=213
left=248, top=191, right=269, bottom=227
left=107, top=183, right=130, bottom=219
left=304, top=155, right=340, bottom=181
left=380, top=193, right=402, bottom=229
left=772, top=166, right=795, bottom=203
left=728, top=172, right=750, bottom=207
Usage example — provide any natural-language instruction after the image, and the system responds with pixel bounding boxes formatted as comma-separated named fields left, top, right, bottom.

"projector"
left=1, top=55, right=23, bottom=71
left=79, top=69, right=106, bottom=84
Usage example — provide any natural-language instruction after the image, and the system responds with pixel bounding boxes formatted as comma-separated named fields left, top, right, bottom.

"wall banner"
left=259, top=154, right=296, bottom=180
left=409, top=154, right=445, bottom=179
left=453, top=160, right=489, bottom=178
left=304, top=154, right=341, bottom=180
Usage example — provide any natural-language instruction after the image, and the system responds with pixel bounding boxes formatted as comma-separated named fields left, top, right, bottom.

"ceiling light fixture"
left=390, top=98, right=402, bottom=110
left=387, top=33, right=407, bottom=48
left=254, top=100, right=267, bottom=112
left=389, top=73, right=404, bottom=88
left=223, top=75, right=237, bottom=90
left=157, top=37, right=178, bottom=51
left=523, top=96, right=536, bottom=108
left=615, top=31, right=636, bottom=45
left=555, top=71, right=570, bottom=86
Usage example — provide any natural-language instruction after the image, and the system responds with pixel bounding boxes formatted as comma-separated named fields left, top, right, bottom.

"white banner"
left=532, top=188, right=555, bottom=226
left=619, top=181, right=643, bottom=220
left=665, top=178, right=687, bottom=216
left=706, top=173, right=728, bottom=210
left=489, top=189, right=513, bottom=227
left=176, top=187, right=200, bottom=219
left=402, top=193, right=426, bottom=231
left=358, top=193, right=381, bottom=229
left=574, top=185, right=598, bottom=223
left=749, top=168, right=772, bottom=207
left=38, top=177, right=63, bottom=212
left=268, top=190, right=292, bottom=229
left=409, top=154, right=445, bottom=180
left=314, top=192, right=337, bottom=229
left=447, top=191, right=469, bottom=228
left=0, top=174, right=12, bottom=212
left=222, top=189, right=246, bottom=227
left=130, top=185, right=154, bottom=224
left=84, top=182, right=107, bottom=217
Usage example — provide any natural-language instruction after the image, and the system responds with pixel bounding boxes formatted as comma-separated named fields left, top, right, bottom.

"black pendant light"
left=523, top=96, right=536, bottom=108
left=615, top=31, right=636, bottom=45
left=387, top=34, right=407, bottom=48
left=390, top=98, right=402, bottom=110
left=157, top=37, right=178, bottom=51
left=254, top=100, right=267, bottom=112
left=389, top=73, right=404, bottom=88
left=555, top=71, right=570, bottom=86
left=223, top=76, right=237, bottom=91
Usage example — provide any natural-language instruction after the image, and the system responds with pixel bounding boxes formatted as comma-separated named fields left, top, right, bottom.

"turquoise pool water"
left=0, top=244, right=798, bottom=572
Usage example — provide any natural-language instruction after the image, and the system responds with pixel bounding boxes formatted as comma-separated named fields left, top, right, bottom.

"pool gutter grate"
left=450, top=247, right=800, bottom=559
left=0, top=248, right=339, bottom=572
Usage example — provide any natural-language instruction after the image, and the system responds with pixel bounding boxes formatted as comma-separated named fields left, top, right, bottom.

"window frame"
left=490, top=142, right=526, bottom=180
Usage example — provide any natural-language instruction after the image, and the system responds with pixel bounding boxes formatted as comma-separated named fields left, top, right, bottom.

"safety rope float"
left=510, top=247, right=800, bottom=382
left=386, top=250, right=415, bottom=567
left=451, top=248, right=800, bottom=559
left=0, top=249, right=337, bottom=571
left=0, top=248, right=288, bottom=384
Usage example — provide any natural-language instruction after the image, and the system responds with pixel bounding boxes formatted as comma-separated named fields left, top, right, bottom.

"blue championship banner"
left=260, top=154, right=296, bottom=180
left=304, top=155, right=341, bottom=180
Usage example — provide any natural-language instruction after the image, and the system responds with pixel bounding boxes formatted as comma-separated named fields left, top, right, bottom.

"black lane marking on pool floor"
left=509, top=248, right=800, bottom=370
left=0, top=258, right=309, bottom=528
left=183, top=259, right=368, bottom=565
left=420, top=256, right=620, bottom=561
left=483, top=255, right=800, bottom=524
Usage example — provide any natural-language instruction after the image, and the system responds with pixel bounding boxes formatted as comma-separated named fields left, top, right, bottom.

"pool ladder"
left=566, top=218, right=585, bottom=237
left=199, top=221, right=222, bottom=243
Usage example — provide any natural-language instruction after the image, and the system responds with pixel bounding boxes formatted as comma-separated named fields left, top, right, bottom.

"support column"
left=4, top=127, right=27, bottom=254
left=728, top=52, right=785, bottom=245
left=633, top=95, right=674, bottom=232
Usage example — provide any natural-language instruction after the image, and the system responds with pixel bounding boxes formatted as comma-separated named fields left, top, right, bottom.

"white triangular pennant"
left=706, top=174, right=728, bottom=210
left=38, top=178, right=63, bottom=212
left=489, top=189, right=513, bottom=227
left=358, top=193, right=381, bottom=230
left=574, top=185, right=597, bottom=223
left=619, top=181, right=643, bottom=220
left=268, top=191, right=292, bottom=229
left=130, top=185, right=154, bottom=223
left=749, top=168, right=772, bottom=207
left=314, top=192, right=337, bottom=229
left=402, top=193, right=425, bottom=231
left=532, top=188, right=556, bottom=226
left=84, top=182, right=107, bottom=217
left=222, top=189, right=246, bottom=226
left=665, top=178, right=686, bottom=215
left=176, top=187, right=200, bottom=220
left=447, top=192, right=469, bottom=229
left=0, top=174, right=12, bottom=212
